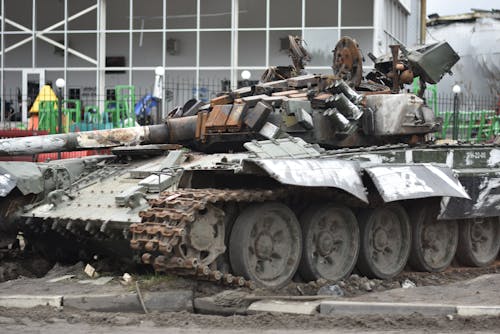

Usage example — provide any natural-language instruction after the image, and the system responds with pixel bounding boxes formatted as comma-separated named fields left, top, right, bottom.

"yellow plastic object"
left=29, top=85, right=59, bottom=113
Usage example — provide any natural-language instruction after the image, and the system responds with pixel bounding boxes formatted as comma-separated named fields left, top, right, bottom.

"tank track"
left=130, top=188, right=286, bottom=288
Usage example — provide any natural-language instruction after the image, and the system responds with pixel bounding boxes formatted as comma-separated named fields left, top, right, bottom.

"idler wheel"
left=408, top=204, right=458, bottom=272
left=298, top=204, right=359, bottom=282
left=229, top=202, right=302, bottom=289
left=456, top=218, right=500, bottom=267
left=357, top=204, right=411, bottom=279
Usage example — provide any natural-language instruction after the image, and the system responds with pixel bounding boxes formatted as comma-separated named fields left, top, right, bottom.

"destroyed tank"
left=1, top=38, right=499, bottom=289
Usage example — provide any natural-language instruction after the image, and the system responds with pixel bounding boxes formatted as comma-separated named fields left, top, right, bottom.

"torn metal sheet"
left=244, top=137, right=321, bottom=159
left=439, top=171, right=500, bottom=219
left=0, top=171, right=16, bottom=197
left=242, top=158, right=368, bottom=203
left=0, top=162, right=43, bottom=196
left=365, top=163, right=470, bottom=203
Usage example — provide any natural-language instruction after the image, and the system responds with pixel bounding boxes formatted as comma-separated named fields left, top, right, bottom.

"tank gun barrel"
left=0, top=116, right=198, bottom=156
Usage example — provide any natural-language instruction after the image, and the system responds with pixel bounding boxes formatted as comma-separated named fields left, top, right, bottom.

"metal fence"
left=424, top=90, right=499, bottom=142
left=163, top=77, right=226, bottom=112
left=0, top=77, right=226, bottom=131
left=0, top=77, right=498, bottom=144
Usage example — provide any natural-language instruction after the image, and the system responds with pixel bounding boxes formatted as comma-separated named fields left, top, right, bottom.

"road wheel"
left=456, top=217, right=500, bottom=267
left=408, top=204, right=458, bottom=272
left=357, top=204, right=411, bottom=279
left=229, top=202, right=302, bottom=289
left=298, top=204, right=359, bottom=282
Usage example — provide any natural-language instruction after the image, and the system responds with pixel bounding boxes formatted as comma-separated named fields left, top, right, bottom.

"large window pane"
left=165, top=32, right=196, bottom=67
left=239, top=0, right=266, bottom=28
left=200, top=31, right=230, bottom=66
left=3, top=72, right=22, bottom=104
left=201, top=0, right=231, bottom=29
left=37, top=33, right=64, bottom=67
left=270, top=0, right=301, bottom=28
left=342, top=0, right=373, bottom=26
left=132, top=70, right=157, bottom=96
left=340, top=29, right=374, bottom=65
left=66, top=71, right=97, bottom=105
left=305, top=0, right=338, bottom=27
left=4, top=35, right=32, bottom=67
left=67, top=33, right=97, bottom=67
left=133, top=32, right=162, bottom=67
left=133, top=0, right=163, bottom=29
left=269, top=30, right=301, bottom=66
left=37, top=0, right=63, bottom=31
left=307, top=68, right=334, bottom=76
left=69, top=0, right=97, bottom=31
left=164, top=70, right=196, bottom=109
left=5, top=0, right=32, bottom=31
left=238, top=31, right=266, bottom=67
left=106, top=70, right=130, bottom=96
left=166, top=0, right=196, bottom=29
left=107, top=0, right=129, bottom=30
left=45, top=70, right=63, bottom=90
left=237, top=69, right=262, bottom=86
left=199, top=70, right=230, bottom=101
left=106, top=33, right=129, bottom=69
left=304, top=29, right=339, bottom=67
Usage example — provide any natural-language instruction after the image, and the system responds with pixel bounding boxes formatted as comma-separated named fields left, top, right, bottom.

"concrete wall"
left=427, top=18, right=500, bottom=97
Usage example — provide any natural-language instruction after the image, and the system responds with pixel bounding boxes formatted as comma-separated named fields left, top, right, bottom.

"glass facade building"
left=0, top=0, right=420, bottom=123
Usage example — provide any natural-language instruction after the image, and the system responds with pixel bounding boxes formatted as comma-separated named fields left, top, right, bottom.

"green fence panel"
left=38, top=100, right=58, bottom=134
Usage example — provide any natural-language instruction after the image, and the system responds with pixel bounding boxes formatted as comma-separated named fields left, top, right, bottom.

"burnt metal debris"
left=0, top=36, right=499, bottom=290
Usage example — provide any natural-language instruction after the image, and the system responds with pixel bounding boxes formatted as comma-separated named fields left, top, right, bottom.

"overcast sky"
left=426, top=0, right=500, bottom=16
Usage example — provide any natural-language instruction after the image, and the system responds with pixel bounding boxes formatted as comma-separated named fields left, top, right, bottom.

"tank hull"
left=3, top=141, right=499, bottom=288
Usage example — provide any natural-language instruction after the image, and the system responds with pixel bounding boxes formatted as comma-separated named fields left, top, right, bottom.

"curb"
left=2, top=293, right=500, bottom=317
left=0, top=295, right=63, bottom=308
left=244, top=299, right=500, bottom=317
left=319, top=301, right=500, bottom=317
left=248, top=300, right=321, bottom=315
left=0, top=290, right=193, bottom=313
left=320, top=301, right=456, bottom=316
left=456, top=305, right=500, bottom=317
left=194, top=296, right=248, bottom=316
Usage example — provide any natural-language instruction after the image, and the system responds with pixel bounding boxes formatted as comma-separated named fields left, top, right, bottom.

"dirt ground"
left=0, top=251, right=499, bottom=333
left=0, top=304, right=499, bottom=333
left=2, top=257, right=499, bottom=301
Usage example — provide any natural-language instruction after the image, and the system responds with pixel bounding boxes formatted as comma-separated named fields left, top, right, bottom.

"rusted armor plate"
left=205, top=105, right=233, bottom=133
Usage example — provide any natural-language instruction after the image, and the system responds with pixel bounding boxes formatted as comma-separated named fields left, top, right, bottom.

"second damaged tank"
left=1, top=37, right=499, bottom=289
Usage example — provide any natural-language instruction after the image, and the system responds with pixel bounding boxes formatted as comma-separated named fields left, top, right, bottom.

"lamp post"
left=153, top=66, right=164, bottom=124
left=452, top=84, right=461, bottom=141
left=55, top=78, right=65, bottom=159
left=241, top=70, right=251, bottom=88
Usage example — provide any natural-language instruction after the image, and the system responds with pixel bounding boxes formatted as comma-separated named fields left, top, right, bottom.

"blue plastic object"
left=135, top=94, right=159, bottom=125
left=134, top=94, right=159, bottom=116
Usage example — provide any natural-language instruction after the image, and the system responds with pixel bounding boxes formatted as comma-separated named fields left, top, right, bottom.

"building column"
left=230, top=0, right=239, bottom=90
left=0, top=0, right=4, bottom=124
left=97, top=0, right=106, bottom=112
left=372, top=0, right=384, bottom=56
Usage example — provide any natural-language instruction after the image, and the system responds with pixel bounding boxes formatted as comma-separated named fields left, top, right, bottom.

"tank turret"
left=0, top=79, right=440, bottom=157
